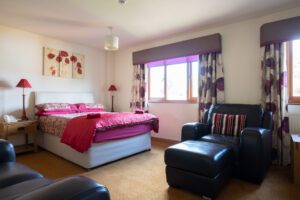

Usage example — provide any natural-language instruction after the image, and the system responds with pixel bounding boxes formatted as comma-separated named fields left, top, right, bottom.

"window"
left=148, top=56, right=199, bottom=102
left=166, top=63, right=188, bottom=100
left=149, top=66, right=165, bottom=99
left=288, top=39, right=300, bottom=104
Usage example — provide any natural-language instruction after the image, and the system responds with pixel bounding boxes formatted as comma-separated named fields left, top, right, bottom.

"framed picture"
left=43, top=47, right=85, bottom=79
left=59, top=50, right=72, bottom=78
left=43, top=47, right=59, bottom=77
left=72, top=53, right=85, bottom=79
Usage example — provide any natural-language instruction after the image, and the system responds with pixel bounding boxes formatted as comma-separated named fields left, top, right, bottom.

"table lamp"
left=16, top=79, right=31, bottom=120
left=108, top=84, right=117, bottom=112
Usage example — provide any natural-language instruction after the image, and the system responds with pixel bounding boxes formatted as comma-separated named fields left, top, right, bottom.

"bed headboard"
left=35, top=92, right=95, bottom=105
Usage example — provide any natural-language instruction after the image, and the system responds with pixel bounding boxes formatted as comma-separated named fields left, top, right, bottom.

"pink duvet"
left=60, top=112, right=159, bottom=153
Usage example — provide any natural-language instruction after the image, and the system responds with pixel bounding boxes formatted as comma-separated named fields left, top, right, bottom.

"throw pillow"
left=221, top=114, right=235, bottom=136
left=233, top=114, right=247, bottom=137
left=211, top=113, right=247, bottom=136
left=211, top=113, right=224, bottom=135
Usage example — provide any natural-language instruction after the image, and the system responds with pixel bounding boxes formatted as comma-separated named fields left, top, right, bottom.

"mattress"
left=39, top=112, right=153, bottom=143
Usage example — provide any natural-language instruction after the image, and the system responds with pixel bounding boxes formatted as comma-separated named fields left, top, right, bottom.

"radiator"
left=289, top=114, right=300, bottom=134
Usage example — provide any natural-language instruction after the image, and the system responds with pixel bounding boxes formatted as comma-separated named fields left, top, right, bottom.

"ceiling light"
left=118, top=0, right=126, bottom=4
left=104, top=27, right=119, bottom=51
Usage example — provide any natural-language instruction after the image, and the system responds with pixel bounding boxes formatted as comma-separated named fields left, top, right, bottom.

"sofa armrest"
left=181, top=122, right=210, bottom=142
left=0, top=139, right=16, bottom=163
left=240, top=127, right=272, bottom=183
left=16, top=176, right=110, bottom=200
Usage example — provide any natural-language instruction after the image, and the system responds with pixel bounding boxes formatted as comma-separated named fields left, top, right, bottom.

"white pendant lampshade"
left=104, top=27, right=119, bottom=51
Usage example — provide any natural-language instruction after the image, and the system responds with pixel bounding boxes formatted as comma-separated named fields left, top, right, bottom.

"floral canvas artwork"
left=72, top=53, right=85, bottom=79
left=59, top=50, right=72, bottom=78
left=43, top=47, right=59, bottom=77
left=43, top=47, right=85, bottom=79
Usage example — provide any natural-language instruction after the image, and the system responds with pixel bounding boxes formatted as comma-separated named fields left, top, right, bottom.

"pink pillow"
left=69, top=104, right=78, bottom=110
left=36, top=103, right=77, bottom=112
left=35, top=110, right=76, bottom=117
left=75, top=103, right=86, bottom=110
left=78, top=109, right=104, bottom=113
left=76, top=103, right=105, bottom=112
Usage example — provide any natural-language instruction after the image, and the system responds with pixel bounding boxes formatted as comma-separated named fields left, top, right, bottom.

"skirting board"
left=38, top=132, right=151, bottom=169
left=151, top=137, right=179, bottom=145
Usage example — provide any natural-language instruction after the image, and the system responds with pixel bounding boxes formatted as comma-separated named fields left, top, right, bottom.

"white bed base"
left=34, top=91, right=152, bottom=169
left=38, top=132, right=151, bottom=169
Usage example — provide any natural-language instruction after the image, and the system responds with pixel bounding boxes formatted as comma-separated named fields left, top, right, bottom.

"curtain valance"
left=132, top=33, right=221, bottom=65
left=147, top=55, right=198, bottom=68
left=260, top=16, right=300, bottom=46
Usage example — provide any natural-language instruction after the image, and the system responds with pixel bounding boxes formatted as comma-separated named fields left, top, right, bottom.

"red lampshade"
left=16, top=79, right=31, bottom=88
left=108, top=84, right=117, bottom=92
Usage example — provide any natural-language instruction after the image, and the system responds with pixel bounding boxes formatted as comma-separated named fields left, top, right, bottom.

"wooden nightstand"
left=0, top=120, right=37, bottom=154
left=292, top=134, right=300, bottom=187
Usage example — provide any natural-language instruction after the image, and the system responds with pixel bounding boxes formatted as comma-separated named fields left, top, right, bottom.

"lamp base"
left=21, top=115, right=28, bottom=121
left=111, top=95, right=114, bottom=112
left=21, top=94, right=28, bottom=121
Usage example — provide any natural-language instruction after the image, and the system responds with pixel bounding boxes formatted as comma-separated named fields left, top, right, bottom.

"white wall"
left=0, top=25, right=106, bottom=144
left=105, top=51, right=116, bottom=111
left=114, top=6, right=300, bottom=141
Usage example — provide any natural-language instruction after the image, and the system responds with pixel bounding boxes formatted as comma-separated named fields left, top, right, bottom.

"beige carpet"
left=17, top=140, right=300, bottom=200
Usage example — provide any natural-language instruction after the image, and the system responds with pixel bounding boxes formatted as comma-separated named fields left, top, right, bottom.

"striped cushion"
left=211, top=113, right=223, bottom=134
left=211, top=113, right=247, bottom=136
left=222, top=114, right=235, bottom=136
left=233, top=114, right=247, bottom=137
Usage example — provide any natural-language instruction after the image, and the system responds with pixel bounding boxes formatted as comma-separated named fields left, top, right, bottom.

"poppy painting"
left=43, top=47, right=85, bottom=79
left=72, top=53, right=85, bottom=79
left=43, top=47, right=59, bottom=77
left=59, top=50, right=72, bottom=78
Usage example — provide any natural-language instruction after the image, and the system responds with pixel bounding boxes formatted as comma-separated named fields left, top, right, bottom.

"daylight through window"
left=148, top=56, right=199, bottom=102
left=288, top=39, right=300, bottom=104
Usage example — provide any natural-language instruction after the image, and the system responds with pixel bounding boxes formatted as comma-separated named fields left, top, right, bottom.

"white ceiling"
left=0, top=0, right=299, bottom=50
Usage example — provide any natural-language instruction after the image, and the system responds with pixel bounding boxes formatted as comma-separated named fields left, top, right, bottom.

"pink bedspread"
left=60, top=112, right=159, bottom=153
left=93, top=124, right=153, bottom=142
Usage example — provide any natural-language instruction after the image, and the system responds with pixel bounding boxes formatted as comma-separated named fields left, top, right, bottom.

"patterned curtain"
left=199, top=53, right=225, bottom=121
left=261, top=43, right=290, bottom=166
left=130, top=64, right=147, bottom=111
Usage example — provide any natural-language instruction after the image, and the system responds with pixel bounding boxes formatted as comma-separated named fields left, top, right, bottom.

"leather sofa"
left=0, top=139, right=110, bottom=200
left=181, top=104, right=273, bottom=183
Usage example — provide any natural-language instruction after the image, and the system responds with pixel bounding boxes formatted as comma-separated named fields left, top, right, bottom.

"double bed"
left=35, top=92, right=154, bottom=169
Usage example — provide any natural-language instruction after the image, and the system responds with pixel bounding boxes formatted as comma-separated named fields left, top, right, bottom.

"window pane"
left=149, top=66, right=165, bottom=98
left=166, top=63, right=187, bottom=100
left=192, top=61, right=199, bottom=98
left=293, top=40, right=300, bottom=97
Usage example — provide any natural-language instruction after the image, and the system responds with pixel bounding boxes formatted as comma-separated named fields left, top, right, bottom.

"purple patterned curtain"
left=261, top=43, right=290, bottom=166
left=199, top=53, right=224, bottom=121
left=130, top=64, right=147, bottom=111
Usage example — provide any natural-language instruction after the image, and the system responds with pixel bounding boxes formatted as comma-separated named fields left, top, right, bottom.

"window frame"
left=287, top=41, right=300, bottom=104
left=148, top=61, right=198, bottom=103
left=189, top=61, right=199, bottom=102
left=147, top=65, right=165, bottom=102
